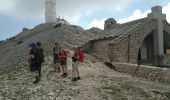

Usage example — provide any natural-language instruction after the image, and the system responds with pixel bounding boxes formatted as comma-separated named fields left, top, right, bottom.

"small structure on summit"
left=84, top=6, right=170, bottom=67
left=104, top=18, right=117, bottom=30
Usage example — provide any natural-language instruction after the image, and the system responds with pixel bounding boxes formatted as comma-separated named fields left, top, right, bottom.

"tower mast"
left=45, top=0, right=56, bottom=23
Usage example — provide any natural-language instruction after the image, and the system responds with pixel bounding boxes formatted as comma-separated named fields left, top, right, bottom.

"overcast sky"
left=0, top=0, right=170, bottom=40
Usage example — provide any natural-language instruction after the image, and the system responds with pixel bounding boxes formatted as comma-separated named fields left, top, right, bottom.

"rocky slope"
left=0, top=54, right=170, bottom=100
left=0, top=23, right=98, bottom=73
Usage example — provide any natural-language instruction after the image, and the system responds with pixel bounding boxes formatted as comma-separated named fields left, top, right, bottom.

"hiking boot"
left=39, top=73, right=41, bottom=77
left=65, top=73, right=67, bottom=77
left=33, top=77, right=40, bottom=84
left=72, top=78, right=77, bottom=82
left=61, top=73, right=67, bottom=77
left=61, top=74, right=65, bottom=77
left=57, top=68, right=61, bottom=73
left=77, top=76, right=81, bottom=80
left=33, top=80, right=39, bottom=84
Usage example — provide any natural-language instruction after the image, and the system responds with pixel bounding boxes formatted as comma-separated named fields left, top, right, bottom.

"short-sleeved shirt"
left=53, top=47, right=60, bottom=63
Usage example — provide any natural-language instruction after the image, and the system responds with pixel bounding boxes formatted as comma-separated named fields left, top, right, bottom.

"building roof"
left=91, top=18, right=155, bottom=44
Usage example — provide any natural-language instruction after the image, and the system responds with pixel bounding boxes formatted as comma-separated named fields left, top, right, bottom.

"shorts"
left=54, top=57, right=60, bottom=64
left=60, top=59, right=67, bottom=65
left=30, top=63, right=41, bottom=72
left=72, top=61, right=79, bottom=69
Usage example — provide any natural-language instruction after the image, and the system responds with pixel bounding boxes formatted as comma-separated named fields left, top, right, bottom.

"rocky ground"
left=0, top=54, right=170, bottom=100
left=0, top=23, right=98, bottom=72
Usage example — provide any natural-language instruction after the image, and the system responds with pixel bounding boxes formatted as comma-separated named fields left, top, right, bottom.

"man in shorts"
left=28, top=43, right=40, bottom=84
left=72, top=47, right=81, bottom=81
left=53, top=43, right=61, bottom=72
left=59, top=46, right=67, bottom=77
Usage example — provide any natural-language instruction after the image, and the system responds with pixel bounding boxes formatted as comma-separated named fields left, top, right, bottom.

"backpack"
left=78, top=50, right=84, bottom=62
left=34, top=47, right=44, bottom=64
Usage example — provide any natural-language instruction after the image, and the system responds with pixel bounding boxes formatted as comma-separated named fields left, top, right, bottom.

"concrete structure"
left=84, top=6, right=170, bottom=67
left=148, top=6, right=166, bottom=65
left=45, top=0, right=56, bottom=23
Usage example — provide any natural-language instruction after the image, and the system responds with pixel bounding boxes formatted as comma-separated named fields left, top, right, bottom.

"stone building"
left=84, top=6, right=170, bottom=66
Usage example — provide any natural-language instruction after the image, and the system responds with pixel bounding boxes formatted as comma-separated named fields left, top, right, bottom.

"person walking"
left=71, top=47, right=81, bottom=81
left=36, top=42, right=44, bottom=77
left=59, top=46, right=68, bottom=77
left=28, top=43, right=40, bottom=84
left=53, top=43, right=61, bottom=72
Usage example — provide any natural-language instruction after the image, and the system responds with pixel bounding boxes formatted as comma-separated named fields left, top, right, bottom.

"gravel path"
left=0, top=55, right=170, bottom=100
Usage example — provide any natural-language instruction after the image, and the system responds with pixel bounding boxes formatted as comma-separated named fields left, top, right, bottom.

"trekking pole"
left=45, top=46, right=63, bottom=98
left=46, top=68, right=63, bottom=98
left=132, top=60, right=141, bottom=77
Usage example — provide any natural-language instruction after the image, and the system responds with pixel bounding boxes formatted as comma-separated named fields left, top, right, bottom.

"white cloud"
left=0, top=0, right=133, bottom=23
left=87, top=2, right=170, bottom=29
left=87, top=18, right=106, bottom=29
left=118, top=9, right=150, bottom=23
left=118, top=2, right=170, bottom=23
left=0, top=0, right=16, bottom=13
left=163, top=2, right=170, bottom=23
left=56, top=0, right=133, bottom=24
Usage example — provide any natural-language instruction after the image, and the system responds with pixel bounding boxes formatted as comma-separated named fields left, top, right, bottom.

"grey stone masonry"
left=148, top=6, right=166, bottom=64
left=84, top=6, right=170, bottom=66
left=110, top=19, right=157, bottom=64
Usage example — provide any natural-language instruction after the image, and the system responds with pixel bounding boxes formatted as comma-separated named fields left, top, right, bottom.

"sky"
left=0, top=0, right=170, bottom=40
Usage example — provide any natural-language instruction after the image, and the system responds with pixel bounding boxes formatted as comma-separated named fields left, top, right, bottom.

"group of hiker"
left=28, top=42, right=84, bottom=84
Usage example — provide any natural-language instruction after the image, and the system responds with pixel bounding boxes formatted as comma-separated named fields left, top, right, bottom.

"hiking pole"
left=132, top=60, right=141, bottom=77
left=46, top=70, right=63, bottom=98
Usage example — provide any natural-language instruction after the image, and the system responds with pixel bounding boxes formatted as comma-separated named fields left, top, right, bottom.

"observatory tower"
left=45, top=0, right=56, bottom=23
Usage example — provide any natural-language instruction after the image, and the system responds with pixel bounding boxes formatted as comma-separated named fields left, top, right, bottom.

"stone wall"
left=110, top=20, right=157, bottom=64
left=84, top=19, right=170, bottom=65
left=113, top=63, right=170, bottom=84
left=84, top=40, right=112, bottom=62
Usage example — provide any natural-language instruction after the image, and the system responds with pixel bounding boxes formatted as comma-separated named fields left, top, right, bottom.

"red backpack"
left=78, top=50, right=84, bottom=62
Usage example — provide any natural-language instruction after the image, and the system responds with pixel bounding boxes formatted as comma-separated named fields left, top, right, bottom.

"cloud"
left=117, top=9, right=150, bottom=23
left=86, top=9, right=150, bottom=30
left=163, top=2, right=170, bottom=23
left=118, top=9, right=151, bottom=23
left=87, top=18, right=106, bottom=29
left=0, top=0, right=133, bottom=24
left=0, top=0, right=45, bottom=22
left=87, top=2, right=170, bottom=29
left=0, top=0, right=16, bottom=12
left=118, top=2, right=170, bottom=23
left=56, top=0, right=133, bottom=24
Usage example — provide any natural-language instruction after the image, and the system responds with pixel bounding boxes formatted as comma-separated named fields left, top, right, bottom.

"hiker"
left=59, top=45, right=68, bottom=77
left=53, top=42, right=61, bottom=72
left=71, top=47, right=81, bottom=81
left=36, top=42, right=44, bottom=77
left=28, top=43, right=40, bottom=84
